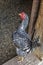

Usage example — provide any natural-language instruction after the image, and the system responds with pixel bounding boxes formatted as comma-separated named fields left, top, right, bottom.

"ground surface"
left=0, top=0, right=32, bottom=64
left=3, top=53, right=40, bottom=65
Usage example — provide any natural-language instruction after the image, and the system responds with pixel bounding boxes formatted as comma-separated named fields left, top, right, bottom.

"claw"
left=16, top=56, right=24, bottom=62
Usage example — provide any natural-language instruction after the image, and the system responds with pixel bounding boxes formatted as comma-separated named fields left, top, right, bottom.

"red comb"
left=19, top=12, right=26, bottom=20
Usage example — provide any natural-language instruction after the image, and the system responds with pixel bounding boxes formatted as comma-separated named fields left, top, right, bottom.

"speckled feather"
left=12, top=12, right=40, bottom=56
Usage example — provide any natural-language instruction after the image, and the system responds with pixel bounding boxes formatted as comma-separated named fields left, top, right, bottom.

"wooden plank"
left=3, top=53, right=40, bottom=65
left=28, top=0, right=40, bottom=38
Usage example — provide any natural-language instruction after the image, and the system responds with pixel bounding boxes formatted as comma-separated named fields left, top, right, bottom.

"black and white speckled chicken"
left=12, top=12, right=40, bottom=61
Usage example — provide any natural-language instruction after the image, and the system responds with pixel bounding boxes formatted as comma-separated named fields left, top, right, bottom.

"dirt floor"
left=0, top=0, right=32, bottom=64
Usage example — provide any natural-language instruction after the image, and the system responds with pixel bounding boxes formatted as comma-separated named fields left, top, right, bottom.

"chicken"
left=12, top=12, right=40, bottom=61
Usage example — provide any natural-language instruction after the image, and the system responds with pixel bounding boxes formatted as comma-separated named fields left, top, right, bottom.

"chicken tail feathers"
left=32, top=36, right=41, bottom=48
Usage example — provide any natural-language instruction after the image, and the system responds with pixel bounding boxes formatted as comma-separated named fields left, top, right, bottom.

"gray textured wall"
left=0, top=0, right=32, bottom=64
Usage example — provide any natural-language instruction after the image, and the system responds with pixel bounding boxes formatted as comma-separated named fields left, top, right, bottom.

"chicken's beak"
left=18, top=13, right=21, bottom=16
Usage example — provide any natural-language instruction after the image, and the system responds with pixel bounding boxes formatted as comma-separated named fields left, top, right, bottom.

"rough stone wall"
left=0, top=0, right=32, bottom=64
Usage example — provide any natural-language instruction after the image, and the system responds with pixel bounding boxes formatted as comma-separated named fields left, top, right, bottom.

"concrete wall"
left=0, top=0, right=32, bottom=64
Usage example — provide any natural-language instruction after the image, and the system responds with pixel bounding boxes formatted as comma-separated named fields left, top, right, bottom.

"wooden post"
left=28, top=0, right=40, bottom=39
left=33, top=0, right=43, bottom=60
